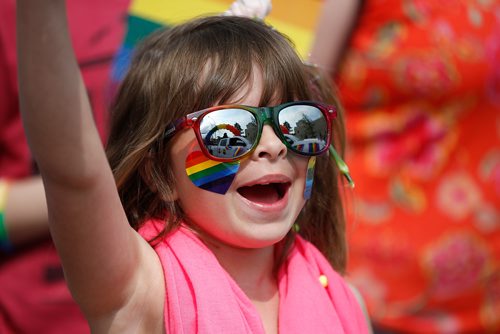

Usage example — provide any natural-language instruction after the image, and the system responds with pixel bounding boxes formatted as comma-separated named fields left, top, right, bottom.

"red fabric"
left=0, top=0, right=129, bottom=179
left=0, top=241, right=88, bottom=334
left=336, top=1, right=500, bottom=333
left=0, top=0, right=130, bottom=332
left=0, top=3, right=29, bottom=178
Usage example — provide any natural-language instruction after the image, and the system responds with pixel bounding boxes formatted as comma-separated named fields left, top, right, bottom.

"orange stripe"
left=268, top=0, right=320, bottom=30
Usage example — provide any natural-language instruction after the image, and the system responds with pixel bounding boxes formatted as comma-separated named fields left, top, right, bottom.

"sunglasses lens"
left=278, top=105, right=328, bottom=155
left=200, top=108, right=258, bottom=160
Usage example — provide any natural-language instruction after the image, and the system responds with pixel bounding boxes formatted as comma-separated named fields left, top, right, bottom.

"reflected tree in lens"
left=234, top=122, right=243, bottom=134
left=282, top=121, right=292, bottom=134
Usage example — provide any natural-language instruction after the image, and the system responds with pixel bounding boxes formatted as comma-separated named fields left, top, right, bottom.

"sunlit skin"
left=170, top=127, right=309, bottom=248
left=169, top=68, right=309, bottom=251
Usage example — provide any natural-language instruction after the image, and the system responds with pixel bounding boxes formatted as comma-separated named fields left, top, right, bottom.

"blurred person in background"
left=309, top=0, right=499, bottom=333
left=0, top=0, right=129, bottom=332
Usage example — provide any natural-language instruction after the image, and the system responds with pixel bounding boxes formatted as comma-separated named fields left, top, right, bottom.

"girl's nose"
left=252, top=124, right=287, bottom=161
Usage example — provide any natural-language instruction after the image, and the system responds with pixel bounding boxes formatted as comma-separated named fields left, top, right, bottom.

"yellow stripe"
left=130, top=0, right=231, bottom=25
left=0, top=180, right=9, bottom=210
left=186, top=159, right=221, bottom=175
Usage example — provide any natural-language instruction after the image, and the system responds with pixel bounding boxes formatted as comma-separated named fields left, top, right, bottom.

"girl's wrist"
left=0, top=179, right=13, bottom=252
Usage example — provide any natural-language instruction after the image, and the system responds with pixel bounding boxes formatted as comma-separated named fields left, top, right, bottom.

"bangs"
left=170, top=16, right=313, bottom=110
left=115, top=15, right=320, bottom=147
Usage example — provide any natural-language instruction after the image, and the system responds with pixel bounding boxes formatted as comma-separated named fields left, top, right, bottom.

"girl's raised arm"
left=308, top=0, right=363, bottom=74
left=16, top=0, right=162, bottom=327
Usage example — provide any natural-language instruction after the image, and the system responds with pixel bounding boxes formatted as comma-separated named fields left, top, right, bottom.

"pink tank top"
left=139, top=220, right=369, bottom=333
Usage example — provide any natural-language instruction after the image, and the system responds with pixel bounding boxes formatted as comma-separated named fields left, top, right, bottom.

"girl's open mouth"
left=237, top=182, right=291, bottom=205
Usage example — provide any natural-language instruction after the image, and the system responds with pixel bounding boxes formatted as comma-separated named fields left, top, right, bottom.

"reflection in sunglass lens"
left=278, top=105, right=328, bottom=155
left=200, top=108, right=257, bottom=160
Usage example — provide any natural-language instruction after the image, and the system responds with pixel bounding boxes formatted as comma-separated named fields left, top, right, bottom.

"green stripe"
left=0, top=212, right=7, bottom=240
left=124, top=15, right=168, bottom=48
left=0, top=212, right=12, bottom=250
left=188, top=162, right=233, bottom=182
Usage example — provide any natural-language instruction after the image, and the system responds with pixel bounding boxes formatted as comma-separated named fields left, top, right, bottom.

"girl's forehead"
left=193, top=51, right=295, bottom=109
left=228, top=65, right=263, bottom=105
left=222, top=64, right=281, bottom=107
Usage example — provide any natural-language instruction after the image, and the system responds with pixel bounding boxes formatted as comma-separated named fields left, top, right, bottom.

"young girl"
left=17, top=1, right=368, bottom=333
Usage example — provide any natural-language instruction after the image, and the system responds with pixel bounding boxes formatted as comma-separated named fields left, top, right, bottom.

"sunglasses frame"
left=164, top=101, right=337, bottom=162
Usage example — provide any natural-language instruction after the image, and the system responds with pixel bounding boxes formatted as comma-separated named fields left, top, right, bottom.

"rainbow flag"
left=112, top=0, right=320, bottom=83
left=185, top=150, right=240, bottom=194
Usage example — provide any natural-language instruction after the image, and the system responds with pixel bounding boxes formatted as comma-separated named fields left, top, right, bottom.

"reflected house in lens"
left=293, top=115, right=326, bottom=140
left=244, top=120, right=258, bottom=143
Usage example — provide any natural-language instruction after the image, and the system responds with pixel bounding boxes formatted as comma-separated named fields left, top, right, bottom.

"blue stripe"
left=111, top=46, right=133, bottom=81
left=199, top=174, right=237, bottom=195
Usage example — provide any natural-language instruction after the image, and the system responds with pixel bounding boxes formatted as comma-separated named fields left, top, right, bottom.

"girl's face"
left=169, top=68, right=309, bottom=249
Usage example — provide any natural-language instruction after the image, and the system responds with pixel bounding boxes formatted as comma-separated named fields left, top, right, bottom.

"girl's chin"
left=229, top=221, right=293, bottom=249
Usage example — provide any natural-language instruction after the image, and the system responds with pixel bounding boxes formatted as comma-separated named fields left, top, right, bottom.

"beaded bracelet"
left=0, top=179, right=13, bottom=252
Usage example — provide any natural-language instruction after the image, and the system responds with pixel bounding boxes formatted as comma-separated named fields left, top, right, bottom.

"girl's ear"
left=140, top=152, right=179, bottom=202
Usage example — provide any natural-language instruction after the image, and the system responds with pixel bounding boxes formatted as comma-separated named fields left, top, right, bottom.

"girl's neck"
left=208, top=240, right=276, bottom=293
left=194, top=230, right=280, bottom=333
left=183, top=223, right=278, bottom=290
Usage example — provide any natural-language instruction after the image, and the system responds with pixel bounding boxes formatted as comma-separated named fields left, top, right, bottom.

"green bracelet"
left=0, top=180, right=13, bottom=252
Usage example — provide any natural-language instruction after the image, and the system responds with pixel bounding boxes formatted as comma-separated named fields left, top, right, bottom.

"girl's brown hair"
left=106, top=15, right=348, bottom=273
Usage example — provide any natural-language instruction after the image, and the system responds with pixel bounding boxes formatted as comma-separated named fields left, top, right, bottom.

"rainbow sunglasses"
left=164, top=101, right=354, bottom=187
